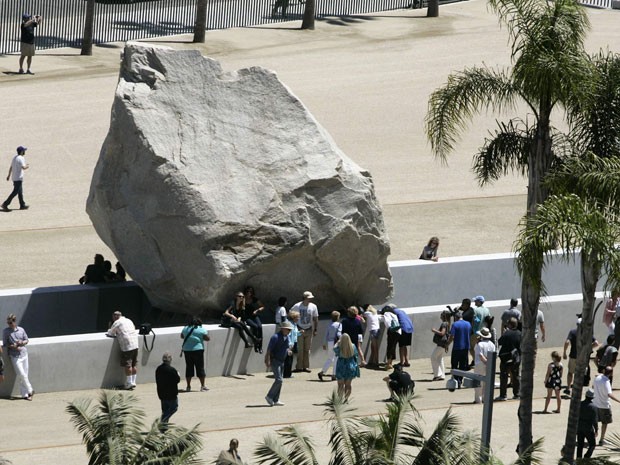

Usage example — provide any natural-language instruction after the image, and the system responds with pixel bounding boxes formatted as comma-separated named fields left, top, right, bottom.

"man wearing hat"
left=473, top=327, right=495, bottom=404
left=471, top=296, right=490, bottom=365
left=577, top=388, right=599, bottom=458
left=19, top=13, right=42, bottom=75
left=2, top=146, right=29, bottom=211
left=290, top=291, right=318, bottom=373
left=265, top=321, right=293, bottom=406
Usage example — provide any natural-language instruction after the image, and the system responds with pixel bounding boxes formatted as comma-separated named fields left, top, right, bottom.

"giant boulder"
left=87, top=42, right=392, bottom=316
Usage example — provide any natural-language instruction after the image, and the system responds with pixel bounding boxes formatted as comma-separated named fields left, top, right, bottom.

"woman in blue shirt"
left=334, top=333, right=360, bottom=401
left=181, top=318, right=210, bottom=392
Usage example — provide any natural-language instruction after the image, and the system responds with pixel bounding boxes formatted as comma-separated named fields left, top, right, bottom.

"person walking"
left=290, top=291, right=318, bottom=373
left=2, top=146, right=29, bottom=211
left=181, top=318, right=210, bottom=392
left=543, top=351, right=563, bottom=414
left=593, top=366, right=620, bottom=446
left=265, top=321, right=293, bottom=406
left=19, top=14, right=42, bottom=75
left=577, top=388, right=599, bottom=458
left=2, top=314, right=34, bottom=400
left=106, top=310, right=139, bottom=390
left=155, top=352, right=180, bottom=424
left=334, top=333, right=360, bottom=401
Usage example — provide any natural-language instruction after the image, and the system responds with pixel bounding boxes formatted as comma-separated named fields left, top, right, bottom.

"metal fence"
left=0, top=0, right=438, bottom=55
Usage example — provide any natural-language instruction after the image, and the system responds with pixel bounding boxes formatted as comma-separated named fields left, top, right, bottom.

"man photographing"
left=19, top=13, right=42, bottom=75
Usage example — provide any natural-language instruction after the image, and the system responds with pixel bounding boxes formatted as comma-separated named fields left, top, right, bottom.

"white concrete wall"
left=0, top=251, right=612, bottom=396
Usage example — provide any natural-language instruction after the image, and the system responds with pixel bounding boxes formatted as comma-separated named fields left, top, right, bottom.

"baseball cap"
left=303, top=291, right=314, bottom=299
left=17, top=146, right=27, bottom=153
left=473, top=295, right=485, bottom=302
left=22, top=13, right=30, bottom=20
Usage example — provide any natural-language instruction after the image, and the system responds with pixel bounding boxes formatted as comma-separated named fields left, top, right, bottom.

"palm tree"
left=514, top=154, right=620, bottom=463
left=301, top=0, right=316, bottom=30
left=81, top=0, right=96, bottom=55
left=66, top=390, right=203, bottom=465
left=254, top=392, right=543, bottom=465
left=193, top=0, right=208, bottom=43
left=424, top=0, right=591, bottom=453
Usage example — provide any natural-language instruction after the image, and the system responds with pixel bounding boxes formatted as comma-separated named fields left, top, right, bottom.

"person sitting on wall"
left=79, top=253, right=106, bottom=284
left=383, top=363, right=414, bottom=401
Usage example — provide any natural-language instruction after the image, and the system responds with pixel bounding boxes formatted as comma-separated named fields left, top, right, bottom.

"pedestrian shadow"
left=245, top=404, right=275, bottom=408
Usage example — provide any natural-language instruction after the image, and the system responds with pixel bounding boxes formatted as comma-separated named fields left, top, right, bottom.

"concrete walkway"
left=0, top=346, right=610, bottom=464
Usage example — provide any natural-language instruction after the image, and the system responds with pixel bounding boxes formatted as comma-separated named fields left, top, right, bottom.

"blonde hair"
left=338, top=333, right=355, bottom=358
left=347, top=306, right=358, bottom=318
left=288, top=310, right=300, bottom=322
left=365, top=305, right=377, bottom=315
left=551, top=351, right=561, bottom=363
left=331, top=311, right=340, bottom=322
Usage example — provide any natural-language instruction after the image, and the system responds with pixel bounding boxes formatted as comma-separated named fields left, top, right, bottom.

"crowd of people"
left=79, top=253, right=126, bottom=284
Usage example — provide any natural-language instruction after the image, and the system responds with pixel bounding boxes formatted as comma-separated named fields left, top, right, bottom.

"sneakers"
left=1, top=204, right=8, bottom=211
left=26, top=70, right=34, bottom=75
left=512, top=395, right=520, bottom=400
left=125, top=383, right=135, bottom=390
left=265, top=396, right=274, bottom=406
left=20, top=205, right=29, bottom=210
left=18, top=69, right=24, bottom=74
left=303, top=368, right=311, bottom=373
left=318, top=372, right=324, bottom=381
left=200, top=386, right=209, bottom=392
left=274, top=401, right=285, bottom=406
left=494, top=396, right=508, bottom=401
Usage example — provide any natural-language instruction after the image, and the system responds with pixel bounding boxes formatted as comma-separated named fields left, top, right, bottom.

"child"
left=318, top=311, right=341, bottom=381
left=543, top=351, right=563, bottom=413
left=363, top=305, right=380, bottom=368
left=283, top=310, right=300, bottom=378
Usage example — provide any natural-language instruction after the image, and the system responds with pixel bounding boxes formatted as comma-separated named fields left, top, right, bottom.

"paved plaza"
left=1, top=1, right=620, bottom=464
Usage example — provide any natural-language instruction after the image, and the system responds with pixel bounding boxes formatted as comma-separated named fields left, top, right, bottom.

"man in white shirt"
left=2, top=146, right=29, bottom=211
left=473, top=327, right=495, bottom=404
left=106, top=310, right=139, bottom=389
left=592, top=366, right=620, bottom=446
left=290, top=291, right=318, bottom=373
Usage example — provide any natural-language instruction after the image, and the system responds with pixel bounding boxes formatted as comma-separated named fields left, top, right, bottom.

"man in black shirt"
left=155, top=352, right=180, bottom=423
left=577, top=388, right=599, bottom=458
left=496, top=317, right=521, bottom=401
left=383, top=363, right=414, bottom=401
left=19, top=13, right=42, bottom=75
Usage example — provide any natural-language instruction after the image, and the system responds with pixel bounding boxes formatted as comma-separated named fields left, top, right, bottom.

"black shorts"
left=399, top=332, right=412, bottom=347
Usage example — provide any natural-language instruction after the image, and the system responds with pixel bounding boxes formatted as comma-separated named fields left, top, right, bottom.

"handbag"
left=388, top=318, right=401, bottom=333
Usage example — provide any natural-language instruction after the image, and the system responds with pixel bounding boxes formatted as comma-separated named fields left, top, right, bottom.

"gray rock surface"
left=87, top=42, right=392, bottom=315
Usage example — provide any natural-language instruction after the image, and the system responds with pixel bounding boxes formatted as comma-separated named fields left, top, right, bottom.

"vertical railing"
left=1, top=0, right=462, bottom=55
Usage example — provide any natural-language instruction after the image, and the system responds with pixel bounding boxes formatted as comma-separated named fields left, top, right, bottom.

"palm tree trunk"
left=518, top=107, right=553, bottom=456
left=193, top=0, right=208, bottom=43
left=301, top=0, right=316, bottom=30
left=81, top=0, right=95, bottom=56
left=562, top=252, right=601, bottom=462
left=427, top=0, right=439, bottom=17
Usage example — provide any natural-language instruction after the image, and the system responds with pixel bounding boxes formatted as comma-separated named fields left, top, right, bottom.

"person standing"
left=383, top=305, right=414, bottom=367
left=19, top=14, right=42, bottom=75
left=265, top=321, right=293, bottom=406
left=496, top=317, right=521, bottom=401
left=593, top=366, right=620, bottom=446
left=473, top=327, right=495, bottom=404
left=106, top=310, right=139, bottom=390
left=3, top=314, right=34, bottom=400
left=318, top=311, right=341, bottom=381
left=471, top=296, right=490, bottom=362
left=274, top=296, right=288, bottom=330
left=500, top=299, right=521, bottom=333
left=447, top=311, right=471, bottom=389
left=577, top=388, right=598, bottom=459
left=2, top=146, right=29, bottom=211
left=155, top=352, right=180, bottom=423
left=430, top=310, right=451, bottom=381
left=290, top=291, right=318, bottom=373
left=334, top=333, right=360, bottom=401
left=381, top=306, right=401, bottom=371
left=181, top=318, right=210, bottom=392
left=0, top=345, right=4, bottom=383
left=563, top=318, right=598, bottom=395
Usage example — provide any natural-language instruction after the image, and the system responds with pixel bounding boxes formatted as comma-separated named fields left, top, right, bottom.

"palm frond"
left=323, top=391, right=364, bottom=465
left=472, top=118, right=532, bottom=185
left=425, top=66, right=519, bottom=162
left=278, top=425, right=319, bottom=465
left=254, top=434, right=302, bottom=465
left=512, top=438, right=544, bottom=465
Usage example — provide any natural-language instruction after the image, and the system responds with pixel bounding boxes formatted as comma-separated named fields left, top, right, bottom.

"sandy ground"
left=1, top=1, right=618, bottom=290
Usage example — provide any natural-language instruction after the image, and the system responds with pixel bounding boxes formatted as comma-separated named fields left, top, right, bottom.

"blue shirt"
left=393, top=309, right=413, bottom=334
left=450, top=319, right=472, bottom=350
left=268, top=331, right=290, bottom=362
left=181, top=325, right=207, bottom=352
